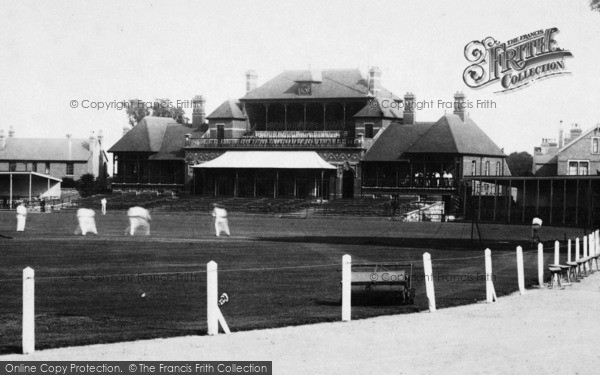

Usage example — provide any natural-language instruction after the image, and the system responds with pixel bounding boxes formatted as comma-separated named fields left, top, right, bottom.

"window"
left=496, top=161, right=501, bottom=176
left=217, top=124, right=225, bottom=140
left=45, top=162, right=50, bottom=174
left=9, top=162, right=16, bottom=172
left=568, top=160, right=589, bottom=175
left=471, top=160, right=477, bottom=175
left=485, top=161, right=490, bottom=176
left=593, top=137, right=599, bottom=154
left=364, top=123, right=374, bottom=139
left=32, top=163, right=37, bottom=172
left=66, top=162, right=74, bottom=176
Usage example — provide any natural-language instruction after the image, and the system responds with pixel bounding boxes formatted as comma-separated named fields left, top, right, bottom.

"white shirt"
left=16, top=204, right=27, bottom=216
left=212, top=207, right=228, bottom=219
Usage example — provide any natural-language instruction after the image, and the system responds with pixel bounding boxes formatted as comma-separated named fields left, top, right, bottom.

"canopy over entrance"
left=192, top=151, right=337, bottom=170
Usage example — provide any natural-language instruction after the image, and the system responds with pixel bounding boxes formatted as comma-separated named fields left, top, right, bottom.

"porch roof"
left=192, top=151, right=337, bottom=170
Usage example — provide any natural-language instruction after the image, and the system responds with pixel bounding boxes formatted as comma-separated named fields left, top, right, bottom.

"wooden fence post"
left=22, top=267, right=35, bottom=354
left=423, top=252, right=436, bottom=312
left=516, top=246, right=525, bottom=295
left=537, top=243, right=544, bottom=287
left=583, top=236, right=589, bottom=273
left=342, top=254, right=351, bottom=322
left=485, top=249, right=497, bottom=302
left=207, top=261, right=218, bottom=335
left=567, top=239, right=572, bottom=263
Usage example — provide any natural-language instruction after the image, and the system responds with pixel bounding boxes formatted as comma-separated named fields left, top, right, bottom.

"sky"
left=1, top=0, right=600, bottom=158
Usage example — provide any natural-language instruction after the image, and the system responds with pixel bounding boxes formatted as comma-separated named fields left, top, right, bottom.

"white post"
left=423, top=252, right=436, bottom=312
left=567, top=239, right=572, bottom=263
left=516, top=246, right=525, bottom=295
left=207, top=261, right=218, bottom=335
left=485, top=249, right=497, bottom=302
left=537, top=243, right=544, bottom=287
left=589, top=235, right=595, bottom=258
left=342, top=254, right=351, bottom=321
left=583, top=235, right=589, bottom=272
left=576, top=238, right=580, bottom=261
left=553, top=241, right=560, bottom=285
left=22, top=267, right=35, bottom=354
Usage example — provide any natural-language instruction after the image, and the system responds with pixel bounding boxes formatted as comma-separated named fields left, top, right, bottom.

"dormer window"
left=298, top=82, right=312, bottom=96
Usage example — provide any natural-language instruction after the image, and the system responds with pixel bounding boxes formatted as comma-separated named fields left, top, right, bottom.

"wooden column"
left=536, top=179, right=540, bottom=216
left=234, top=172, right=239, bottom=197
left=549, top=180, right=553, bottom=224
left=9, top=173, right=13, bottom=208
left=323, top=103, right=326, bottom=130
left=562, top=179, right=567, bottom=224
left=575, top=179, right=579, bottom=225
left=478, top=178, right=482, bottom=222
left=493, top=178, right=498, bottom=221
left=522, top=180, right=526, bottom=223
left=507, top=179, right=512, bottom=223
left=284, top=104, right=287, bottom=131
left=28, top=173, right=32, bottom=202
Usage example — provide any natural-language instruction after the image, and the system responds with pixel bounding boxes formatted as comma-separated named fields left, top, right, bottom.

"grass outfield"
left=0, top=210, right=588, bottom=353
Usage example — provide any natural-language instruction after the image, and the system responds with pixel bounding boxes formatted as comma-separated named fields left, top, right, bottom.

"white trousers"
left=129, top=217, right=150, bottom=235
left=215, top=218, right=230, bottom=237
left=16, top=215, right=26, bottom=231
left=77, top=217, right=98, bottom=235
left=101, top=205, right=106, bottom=215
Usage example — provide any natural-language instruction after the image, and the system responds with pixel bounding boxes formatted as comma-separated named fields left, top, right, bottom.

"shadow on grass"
left=257, top=236, right=528, bottom=251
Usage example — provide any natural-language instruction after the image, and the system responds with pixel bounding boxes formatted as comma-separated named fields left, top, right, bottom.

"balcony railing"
left=363, top=177, right=458, bottom=190
left=186, top=137, right=361, bottom=148
left=264, top=121, right=346, bottom=131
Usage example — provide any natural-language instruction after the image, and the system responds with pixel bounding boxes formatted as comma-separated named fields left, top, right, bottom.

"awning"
left=192, top=151, right=336, bottom=170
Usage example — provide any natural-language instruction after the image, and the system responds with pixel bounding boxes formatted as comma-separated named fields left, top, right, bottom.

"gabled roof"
left=558, top=125, right=600, bottom=153
left=363, top=114, right=505, bottom=161
left=206, top=100, right=246, bottom=120
left=405, top=114, right=505, bottom=156
left=108, top=116, right=190, bottom=160
left=363, top=122, right=435, bottom=161
left=240, top=69, right=400, bottom=101
left=0, top=138, right=93, bottom=161
left=353, top=96, right=404, bottom=119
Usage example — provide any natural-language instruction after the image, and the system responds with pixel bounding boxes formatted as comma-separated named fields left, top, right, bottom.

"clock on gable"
left=298, top=82, right=312, bottom=96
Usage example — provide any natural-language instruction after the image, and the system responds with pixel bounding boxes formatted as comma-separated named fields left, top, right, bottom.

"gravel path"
left=3, top=272, right=600, bottom=374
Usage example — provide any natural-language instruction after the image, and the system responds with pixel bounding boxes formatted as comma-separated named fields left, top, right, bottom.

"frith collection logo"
left=463, top=27, right=573, bottom=93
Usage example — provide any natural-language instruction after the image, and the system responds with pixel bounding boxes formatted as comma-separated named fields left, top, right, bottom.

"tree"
left=126, top=98, right=189, bottom=126
left=126, top=99, right=151, bottom=127
left=591, top=0, right=600, bottom=12
left=506, top=151, right=534, bottom=176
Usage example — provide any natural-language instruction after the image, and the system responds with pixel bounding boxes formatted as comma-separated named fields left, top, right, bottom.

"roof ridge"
left=558, top=125, right=599, bottom=153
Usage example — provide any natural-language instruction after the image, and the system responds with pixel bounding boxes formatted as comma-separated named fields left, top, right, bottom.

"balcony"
left=186, top=137, right=361, bottom=148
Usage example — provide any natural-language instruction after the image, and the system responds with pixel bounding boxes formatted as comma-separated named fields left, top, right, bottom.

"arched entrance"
left=342, top=167, right=355, bottom=199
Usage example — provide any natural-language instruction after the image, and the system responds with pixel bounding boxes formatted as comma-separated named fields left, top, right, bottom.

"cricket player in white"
left=75, top=208, right=98, bottom=235
left=212, top=203, right=230, bottom=237
left=127, top=206, right=151, bottom=235
left=16, top=203, right=27, bottom=231
left=101, top=198, right=107, bottom=215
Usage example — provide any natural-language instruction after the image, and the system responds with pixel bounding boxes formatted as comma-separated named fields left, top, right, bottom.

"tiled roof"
left=206, top=100, right=246, bottom=120
left=353, top=97, right=404, bottom=119
left=362, top=122, right=435, bottom=161
left=240, top=69, right=400, bottom=100
left=405, top=114, right=505, bottom=156
left=0, top=138, right=93, bottom=161
left=108, top=116, right=190, bottom=160
left=363, top=114, right=505, bottom=161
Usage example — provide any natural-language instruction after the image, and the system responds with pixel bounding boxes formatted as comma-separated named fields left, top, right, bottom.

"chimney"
left=246, top=70, right=258, bottom=93
left=66, top=134, right=72, bottom=160
left=88, top=132, right=99, bottom=177
left=0, top=130, right=5, bottom=150
left=192, top=95, right=206, bottom=128
left=558, top=120, right=564, bottom=148
left=570, top=123, right=582, bottom=140
left=453, top=91, right=466, bottom=121
left=368, top=67, right=382, bottom=95
left=403, top=92, right=415, bottom=125
left=8, top=126, right=14, bottom=137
